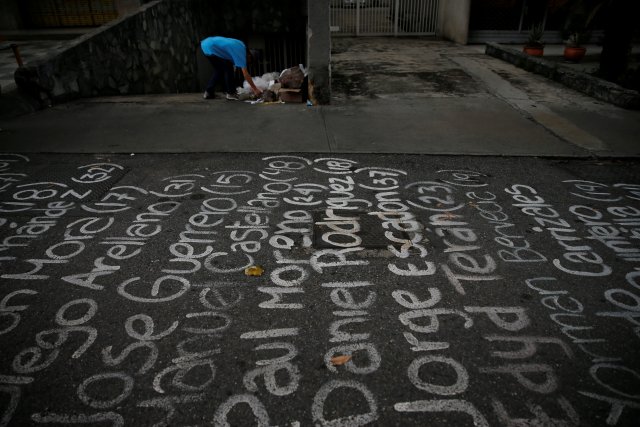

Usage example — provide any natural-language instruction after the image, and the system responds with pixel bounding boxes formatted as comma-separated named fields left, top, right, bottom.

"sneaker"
left=203, top=91, right=214, bottom=100
left=225, top=93, right=239, bottom=101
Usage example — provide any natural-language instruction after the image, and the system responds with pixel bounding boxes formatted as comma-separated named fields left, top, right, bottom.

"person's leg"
left=219, top=61, right=240, bottom=100
left=221, top=60, right=235, bottom=95
left=205, top=55, right=226, bottom=96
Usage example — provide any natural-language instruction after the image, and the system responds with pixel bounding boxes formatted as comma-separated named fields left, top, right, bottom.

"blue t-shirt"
left=200, top=37, right=247, bottom=68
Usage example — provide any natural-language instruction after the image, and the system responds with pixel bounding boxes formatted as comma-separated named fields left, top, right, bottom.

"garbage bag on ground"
left=261, top=89, right=277, bottom=103
left=279, top=65, right=305, bottom=89
left=237, top=72, right=281, bottom=96
left=244, top=76, right=270, bottom=92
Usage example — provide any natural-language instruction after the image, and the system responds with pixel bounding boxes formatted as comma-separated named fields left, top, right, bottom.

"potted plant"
left=560, top=0, right=605, bottom=63
left=523, top=24, right=545, bottom=56
left=564, top=31, right=589, bottom=62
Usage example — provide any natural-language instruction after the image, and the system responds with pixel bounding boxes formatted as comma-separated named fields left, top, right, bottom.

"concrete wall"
left=307, top=0, right=331, bottom=104
left=438, top=0, right=470, bottom=44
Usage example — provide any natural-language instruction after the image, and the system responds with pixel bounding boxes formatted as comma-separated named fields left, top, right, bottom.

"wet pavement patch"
left=415, top=69, right=483, bottom=94
left=494, top=70, right=530, bottom=89
left=331, top=72, right=372, bottom=98
left=332, top=69, right=483, bottom=99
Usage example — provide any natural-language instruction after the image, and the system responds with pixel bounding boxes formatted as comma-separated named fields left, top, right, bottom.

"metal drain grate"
left=312, top=210, right=411, bottom=249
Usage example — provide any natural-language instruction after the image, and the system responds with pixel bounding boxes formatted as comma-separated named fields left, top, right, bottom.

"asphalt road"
left=1, top=152, right=639, bottom=426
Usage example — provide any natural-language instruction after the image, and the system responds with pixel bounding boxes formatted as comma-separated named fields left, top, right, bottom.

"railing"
left=25, top=0, right=119, bottom=28
left=330, top=0, right=439, bottom=37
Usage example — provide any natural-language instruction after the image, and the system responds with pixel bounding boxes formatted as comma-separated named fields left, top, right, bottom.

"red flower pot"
left=563, top=46, right=587, bottom=62
left=523, top=46, right=544, bottom=56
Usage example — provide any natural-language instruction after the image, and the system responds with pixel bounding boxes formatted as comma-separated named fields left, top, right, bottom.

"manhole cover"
left=312, top=210, right=411, bottom=249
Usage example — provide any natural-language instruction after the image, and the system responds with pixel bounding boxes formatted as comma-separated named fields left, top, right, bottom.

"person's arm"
left=241, top=67, right=262, bottom=96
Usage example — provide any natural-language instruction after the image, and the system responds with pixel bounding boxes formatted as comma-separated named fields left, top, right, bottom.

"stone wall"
left=25, top=0, right=312, bottom=103
left=30, top=1, right=200, bottom=101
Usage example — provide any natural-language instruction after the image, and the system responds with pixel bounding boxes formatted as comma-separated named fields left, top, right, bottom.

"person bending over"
left=200, top=36, right=263, bottom=100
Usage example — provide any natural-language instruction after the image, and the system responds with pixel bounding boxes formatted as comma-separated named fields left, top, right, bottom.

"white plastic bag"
left=246, top=77, right=269, bottom=91
left=262, top=72, right=280, bottom=82
left=236, top=71, right=282, bottom=97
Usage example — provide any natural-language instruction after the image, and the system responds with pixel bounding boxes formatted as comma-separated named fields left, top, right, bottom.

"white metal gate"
left=330, top=0, right=439, bottom=36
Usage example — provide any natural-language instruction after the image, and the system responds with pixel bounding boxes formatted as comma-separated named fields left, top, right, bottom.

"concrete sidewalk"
left=0, top=38, right=639, bottom=157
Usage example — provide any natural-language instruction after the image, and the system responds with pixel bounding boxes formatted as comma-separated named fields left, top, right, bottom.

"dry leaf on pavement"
left=442, top=211, right=457, bottom=220
left=244, top=265, right=264, bottom=276
left=330, top=355, right=352, bottom=366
